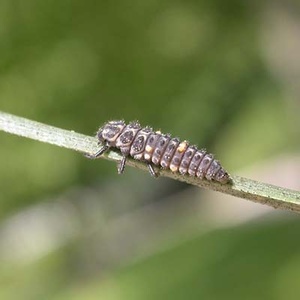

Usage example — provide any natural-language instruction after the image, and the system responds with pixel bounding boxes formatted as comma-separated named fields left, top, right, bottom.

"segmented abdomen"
left=98, top=121, right=230, bottom=184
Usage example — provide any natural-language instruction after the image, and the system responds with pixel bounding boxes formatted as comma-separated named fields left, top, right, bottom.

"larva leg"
left=85, top=145, right=110, bottom=159
left=147, top=163, right=159, bottom=178
left=117, top=155, right=127, bottom=174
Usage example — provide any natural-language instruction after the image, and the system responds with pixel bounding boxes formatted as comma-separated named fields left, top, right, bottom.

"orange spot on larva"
left=145, top=145, right=153, bottom=152
left=177, top=141, right=188, bottom=153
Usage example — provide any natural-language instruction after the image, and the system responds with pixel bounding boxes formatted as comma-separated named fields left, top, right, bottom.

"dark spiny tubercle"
left=91, top=120, right=230, bottom=184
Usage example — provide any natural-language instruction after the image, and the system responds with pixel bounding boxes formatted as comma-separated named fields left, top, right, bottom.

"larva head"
left=97, top=120, right=126, bottom=146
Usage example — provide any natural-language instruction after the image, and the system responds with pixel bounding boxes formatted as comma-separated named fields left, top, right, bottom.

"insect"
left=87, top=120, right=230, bottom=184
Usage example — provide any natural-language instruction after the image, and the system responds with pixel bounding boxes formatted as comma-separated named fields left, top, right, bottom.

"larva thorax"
left=97, top=120, right=126, bottom=146
left=95, top=120, right=230, bottom=184
left=130, top=126, right=153, bottom=159
left=115, top=121, right=141, bottom=155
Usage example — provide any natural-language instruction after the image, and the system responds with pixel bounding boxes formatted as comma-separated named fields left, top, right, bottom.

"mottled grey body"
left=90, top=120, right=230, bottom=184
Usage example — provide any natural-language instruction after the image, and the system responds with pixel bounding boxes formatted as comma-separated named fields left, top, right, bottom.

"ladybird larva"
left=88, top=120, right=230, bottom=184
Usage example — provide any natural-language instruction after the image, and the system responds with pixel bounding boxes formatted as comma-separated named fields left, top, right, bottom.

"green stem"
left=0, top=111, right=299, bottom=213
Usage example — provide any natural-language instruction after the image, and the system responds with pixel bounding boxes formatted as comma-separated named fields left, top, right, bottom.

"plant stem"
left=1, top=111, right=299, bottom=213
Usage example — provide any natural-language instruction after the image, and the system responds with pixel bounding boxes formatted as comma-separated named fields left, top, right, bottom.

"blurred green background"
left=0, top=0, right=300, bottom=299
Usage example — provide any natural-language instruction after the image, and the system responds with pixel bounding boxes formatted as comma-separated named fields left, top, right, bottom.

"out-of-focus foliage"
left=0, top=0, right=299, bottom=299
left=1, top=216, right=300, bottom=300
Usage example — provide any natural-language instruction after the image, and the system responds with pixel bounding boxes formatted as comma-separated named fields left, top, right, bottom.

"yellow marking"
left=156, top=130, right=162, bottom=134
left=177, top=141, right=188, bottom=153
left=145, top=145, right=153, bottom=152
left=169, top=164, right=178, bottom=172
left=144, top=153, right=151, bottom=160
